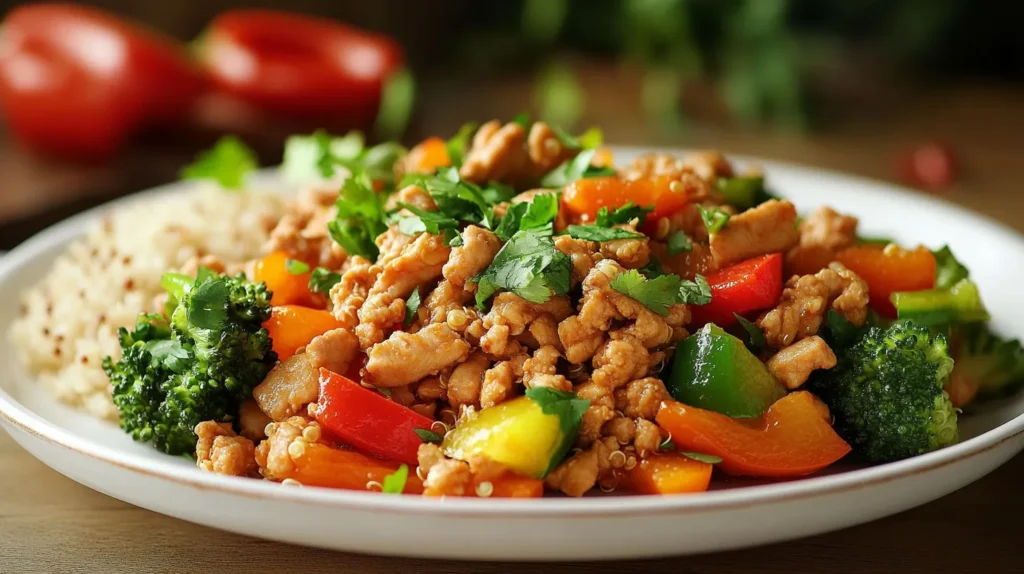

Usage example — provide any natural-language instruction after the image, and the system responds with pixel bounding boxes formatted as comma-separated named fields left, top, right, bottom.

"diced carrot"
left=287, top=442, right=424, bottom=494
left=253, top=250, right=314, bottom=307
left=622, top=453, right=713, bottom=495
left=479, top=474, right=544, bottom=498
left=562, top=175, right=687, bottom=222
left=836, top=244, right=936, bottom=317
left=406, top=136, right=451, bottom=173
left=263, top=305, right=346, bottom=360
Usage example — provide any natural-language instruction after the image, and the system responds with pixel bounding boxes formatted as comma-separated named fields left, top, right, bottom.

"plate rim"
left=3, top=146, right=1024, bottom=519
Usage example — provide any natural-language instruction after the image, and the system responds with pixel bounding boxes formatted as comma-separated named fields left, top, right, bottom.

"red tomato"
left=0, top=4, right=206, bottom=160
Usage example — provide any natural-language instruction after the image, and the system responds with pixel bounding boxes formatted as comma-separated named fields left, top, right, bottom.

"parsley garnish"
left=679, top=274, right=712, bottom=305
left=180, top=135, right=257, bottom=190
left=524, top=387, right=590, bottom=476
left=413, top=428, right=444, bottom=443
left=640, top=259, right=666, bottom=279
left=185, top=278, right=229, bottom=330
left=403, top=288, right=422, bottom=329
left=667, top=231, right=692, bottom=255
left=144, top=339, right=190, bottom=373
left=610, top=270, right=712, bottom=315
left=446, top=122, right=478, bottom=168
left=933, top=245, right=970, bottom=289
left=285, top=259, right=310, bottom=275
left=681, top=452, right=723, bottom=464
left=715, top=177, right=764, bottom=210
left=475, top=228, right=572, bottom=309
left=595, top=202, right=653, bottom=227
left=406, top=167, right=499, bottom=230
left=444, top=228, right=463, bottom=247
left=539, top=148, right=616, bottom=188
left=397, top=202, right=459, bottom=236
left=566, top=225, right=643, bottom=242
left=327, top=173, right=389, bottom=260
left=734, top=313, right=766, bottom=354
left=282, top=129, right=405, bottom=188
left=494, top=193, right=560, bottom=241
left=381, top=464, right=409, bottom=494
left=698, top=205, right=730, bottom=233
left=308, top=268, right=341, bottom=295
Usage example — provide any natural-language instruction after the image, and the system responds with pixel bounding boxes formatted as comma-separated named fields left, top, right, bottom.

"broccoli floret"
left=103, top=271, right=277, bottom=455
left=808, top=321, right=959, bottom=463
left=950, top=323, right=1024, bottom=404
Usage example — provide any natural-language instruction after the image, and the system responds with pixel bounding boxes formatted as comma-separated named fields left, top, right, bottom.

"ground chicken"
left=459, top=120, right=533, bottom=187
left=304, top=328, right=359, bottom=376
left=365, top=323, right=471, bottom=387
left=375, top=226, right=416, bottom=267
left=195, top=421, right=259, bottom=477
left=527, top=121, right=577, bottom=175
left=786, top=206, right=859, bottom=275
left=480, top=352, right=527, bottom=408
left=758, top=262, right=870, bottom=349
left=385, top=185, right=437, bottom=213
left=633, top=419, right=662, bottom=457
left=709, top=199, right=800, bottom=267
left=526, top=315, right=561, bottom=349
left=238, top=399, right=272, bottom=442
left=766, top=335, right=838, bottom=389
left=423, top=280, right=473, bottom=325
left=592, top=336, right=650, bottom=389
left=522, top=345, right=572, bottom=391
left=574, top=381, right=616, bottom=447
left=447, top=351, right=490, bottom=409
left=554, top=235, right=600, bottom=284
left=600, top=232, right=650, bottom=269
left=254, top=416, right=314, bottom=481
left=356, top=232, right=451, bottom=348
left=480, top=293, right=573, bottom=358
left=329, top=256, right=377, bottom=327
left=253, top=354, right=318, bottom=421
left=442, top=225, right=502, bottom=289
left=614, top=377, right=670, bottom=420
left=545, top=437, right=620, bottom=497
left=264, top=190, right=345, bottom=269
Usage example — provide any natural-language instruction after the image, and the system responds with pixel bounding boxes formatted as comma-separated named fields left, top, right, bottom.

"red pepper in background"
left=195, top=9, right=404, bottom=129
left=314, top=368, right=435, bottom=466
left=689, top=253, right=784, bottom=328
left=0, top=3, right=206, bottom=160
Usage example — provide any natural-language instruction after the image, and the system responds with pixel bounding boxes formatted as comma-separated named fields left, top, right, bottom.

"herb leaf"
left=285, top=259, right=310, bottom=275
left=328, top=174, right=389, bottom=261
left=397, top=202, right=460, bottom=236
left=446, top=122, right=478, bottom=168
left=474, top=228, right=571, bottom=308
left=181, top=135, right=258, bottom=190
left=679, top=274, right=712, bottom=306
left=716, top=176, right=766, bottom=210
left=658, top=437, right=676, bottom=451
left=281, top=130, right=364, bottom=184
left=381, top=464, right=409, bottom=494
left=640, top=259, right=666, bottom=279
left=186, top=278, right=229, bottom=330
left=610, top=270, right=684, bottom=317
left=411, top=167, right=498, bottom=229
left=374, top=66, right=416, bottom=141
left=519, top=193, right=560, bottom=230
left=308, top=268, right=341, bottom=295
left=933, top=245, right=970, bottom=289
left=540, top=148, right=616, bottom=188
left=414, top=428, right=444, bottom=443
left=698, top=205, right=730, bottom=233
left=566, top=224, right=643, bottom=242
left=595, top=202, right=653, bottom=227
left=667, top=231, right=693, bottom=255
left=524, top=387, right=590, bottom=476
left=681, top=452, right=723, bottom=464
left=404, top=288, right=422, bottom=329
left=734, top=313, right=766, bottom=354
left=512, top=112, right=531, bottom=128
left=144, top=339, right=190, bottom=373
left=551, top=126, right=603, bottom=150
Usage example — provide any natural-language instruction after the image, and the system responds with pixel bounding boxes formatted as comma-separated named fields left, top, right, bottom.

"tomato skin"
left=0, top=3, right=205, bottom=160
left=689, top=253, right=784, bottom=328
left=196, top=9, right=403, bottom=122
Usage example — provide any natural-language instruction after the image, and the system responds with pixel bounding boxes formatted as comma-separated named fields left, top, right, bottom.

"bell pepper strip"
left=253, top=251, right=315, bottom=307
left=195, top=9, right=403, bottom=125
left=836, top=244, right=936, bottom=317
left=263, top=305, right=346, bottom=360
left=284, top=441, right=424, bottom=493
left=668, top=323, right=786, bottom=418
left=405, top=136, right=451, bottom=174
left=442, top=388, right=589, bottom=479
left=655, top=391, right=852, bottom=477
left=891, top=278, right=990, bottom=327
left=0, top=4, right=206, bottom=160
left=620, top=453, right=713, bottom=495
left=314, top=368, right=435, bottom=466
left=561, top=175, right=685, bottom=223
left=688, top=253, right=784, bottom=328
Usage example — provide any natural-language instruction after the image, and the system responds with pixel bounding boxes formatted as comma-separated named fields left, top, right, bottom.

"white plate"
left=2, top=148, right=1024, bottom=562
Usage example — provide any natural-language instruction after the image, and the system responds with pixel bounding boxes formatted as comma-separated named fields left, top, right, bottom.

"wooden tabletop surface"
left=2, top=81, right=1024, bottom=573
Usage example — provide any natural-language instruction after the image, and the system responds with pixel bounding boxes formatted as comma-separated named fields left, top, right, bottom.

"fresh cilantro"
left=143, top=339, right=190, bottom=373
left=551, top=126, right=603, bottom=150
left=494, top=193, right=559, bottom=241
left=404, top=288, right=422, bottom=329
left=524, top=387, right=590, bottom=476
left=186, top=278, right=229, bottom=330
left=494, top=202, right=528, bottom=242
left=444, top=228, right=463, bottom=247
left=658, top=437, right=675, bottom=451
left=540, top=148, right=616, bottom=188
left=381, top=464, right=409, bottom=494
left=308, top=268, right=341, bottom=295
left=397, top=202, right=460, bottom=236
left=734, top=313, right=766, bottom=354
left=285, top=259, right=310, bottom=275
left=512, top=112, right=531, bottom=128
left=566, top=225, right=643, bottom=242
left=282, top=129, right=404, bottom=188
left=374, top=67, right=416, bottom=141
left=667, top=231, right=693, bottom=255
left=681, top=452, right=723, bottom=464
left=413, top=428, right=444, bottom=443
left=640, top=258, right=666, bottom=279
left=595, top=202, right=653, bottom=227
left=327, top=173, right=389, bottom=260
left=610, top=270, right=684, bottom=316
left=698, top=205, right=730, bottom=233
left=360, top=142, right=407, bottom=186
left=480, top=182, right=517, bottom=205
left=933, top=245, right=970, bottom=289
left=475, top=228, right=571, bottom=308
left=446, top=122, right=478, bottom=168
left=679, top=274, right=712, bottom=306
left=823, top=309, right=863, bottom=349
left=413, top=167, right=498, bottom=229
left=180, top=135, right=257, bottom=190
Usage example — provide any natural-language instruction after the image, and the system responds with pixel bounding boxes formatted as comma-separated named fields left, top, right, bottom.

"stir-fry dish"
left=12, top=117, right=1024, bottom=498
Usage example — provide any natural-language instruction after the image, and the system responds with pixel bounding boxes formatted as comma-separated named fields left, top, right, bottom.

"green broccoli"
left=103, top=270, right=277, bottom=455
left=950, top=323, right=1024, bottom=404
left=808, top=321, right=959, bottom=463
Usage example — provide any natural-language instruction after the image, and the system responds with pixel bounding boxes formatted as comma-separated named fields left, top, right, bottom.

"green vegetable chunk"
left=667, top=323, right=786, bottom=418
left=441, top=387, right=589, bottom=478
left=950, top=323, right=1024, bottom=403
left=808, top=321, right=959, bottom=463
left=715, top=176, right=765, bottom=210
left=891, top=279, right=990, bottom=327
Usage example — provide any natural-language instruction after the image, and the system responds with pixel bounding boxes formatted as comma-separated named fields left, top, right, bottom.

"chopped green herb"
left=698, top=205, right=730, bottom=233
left=595, top=202, right=653, bottom=227
left=397, top=202, right=460, bottom=236
left=444, top=228, right=463, bottom=247
left=494, top=202, right=528, bottom=242
left=281, top=130, right=364, bottom=184
left=525, top=387, right=590, bottom=447
left=381, top=464, right=409, bottom=494
left=681, top=452, right=723, bottom=464
left=285, top=259, right=310, bottom=275
left=180, top=135, right=258, bottom=190
left=667, top=231, right=693, bottom=255
left=308, top=268, right=341, bottom=296
left=640, top=258, right=666, bottom=279
left=446, top=122, right=478, bottom=168
left=414, top=428, right=444, bottom=443
left=143, top=339, right=191, bottom=373
left=480, top=182, right=517, bottom=205
left=658, top=437, right=676, bottom=451
left=475, top=228, right=571, bottom=308
left=185, top=278, right=229, bottom=330
left=494, top=193, right=559, bottom=242
left=734, top=313, right=766, bottom=354
left=933, top=245, right=970, bottom=289
left=327, top=173, right=389, bottom=261
left=566, top=224, right=643, bottom=242
left=610, top=270, right=684, bottom=317
left=679, top=274, right=712, bottom=306
left=540, top=148, right=616, bottom=188
left=404, top=288, right=422, bottom=329
left=551, top=125, right=604, bottom=150
left=412, top=167, right=498, bottom=229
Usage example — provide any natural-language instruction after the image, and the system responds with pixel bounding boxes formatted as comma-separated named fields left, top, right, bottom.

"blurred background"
left=0, top=0, right=1021, bottom=248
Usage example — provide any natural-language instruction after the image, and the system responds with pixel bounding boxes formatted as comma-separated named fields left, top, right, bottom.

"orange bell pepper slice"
left=621, top=453, right=713, bottom=495
left=656, top=391, right=852, bottom=478
left=835, top=244, right=936, bottom=317
left=286, top=441, right=424, bottom=493
left=263, top=305, right=346, bottom=360
left=253, top=250, right=314, bottom=307
left=562, top=175, right=687, bottom=222
left=405, top=136, right=451, bottom=173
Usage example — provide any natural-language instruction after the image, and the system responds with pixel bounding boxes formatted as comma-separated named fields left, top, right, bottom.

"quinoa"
left=7, top=185, right=287, bottom=420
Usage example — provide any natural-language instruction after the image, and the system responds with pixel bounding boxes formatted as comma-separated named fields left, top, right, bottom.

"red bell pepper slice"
left=689, top=253, right=784, bottom=327
left=196, top=9, right=403, bottom=124
left=313, top=368, right=434, bottom=466
left=656, top=391, right=852, bottom=478
left=0, top=4, right=206, bottom=160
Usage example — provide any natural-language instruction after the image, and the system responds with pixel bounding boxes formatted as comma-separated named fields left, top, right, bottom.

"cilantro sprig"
left=403, top=288, right=422, bottom=329
left=446, top=122, right=478, bottom=168
left=327, top=173, right=389, bottom=260
left=667, top=231, right=693, bottom=255
left=494, top=193, right=560, bottom=241
left=181, top=135, right=258, bottom=190
left=698, top=205, right=730, bottom=233
left=566, top=225, right=643, bottom=242
left=610, top=270, right=712, bottom=316
left=595, top=202, right=653, bottom=227
left=540, top=148, right=616, bottom=188
left=475, top=228, right=572, bottom=308
left=309, top=268, right=341, bottom=296
left=282, top=129, right=405, bottom=188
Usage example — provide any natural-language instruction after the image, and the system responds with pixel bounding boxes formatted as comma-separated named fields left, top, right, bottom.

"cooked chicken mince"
left=12, top=119, right=1018, bottom=497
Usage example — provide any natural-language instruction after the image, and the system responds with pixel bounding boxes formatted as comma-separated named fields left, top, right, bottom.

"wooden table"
left=3, top=82, right=1024, bottom=573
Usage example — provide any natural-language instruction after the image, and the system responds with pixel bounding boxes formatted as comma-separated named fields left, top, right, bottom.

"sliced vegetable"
left=405, top=136, right=451, bottom=174
left=715, top=177, right=767, bottom=210
left=263, top=306, right=345, bottom=360
left=314, top=368, right=436, bottom=466
left=621, top=453, right=713, bottom=495
left=253, top=251, right=314, bottom=307
left=283, top=442, right=423, bottom=493
left=689, top=253, right=784, bottom=328
left=562, top=175, right=686, bottom=222
left=668, top=323, right=786, bottom=418
left=891, top=279, right=990, bottom=327
left=442, top=387, right=588, bottom=479
left=836, top=244, right=936, bottom=317
left=656, top=391, right=852, bottom=478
